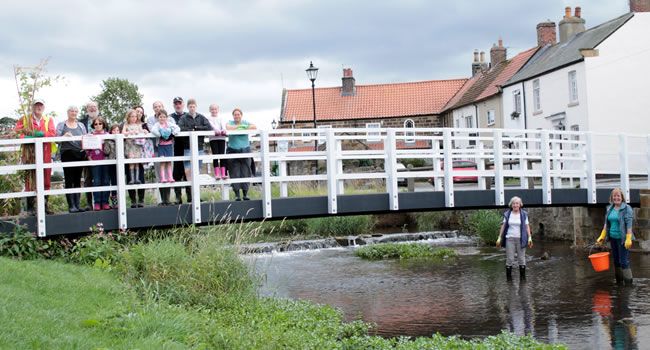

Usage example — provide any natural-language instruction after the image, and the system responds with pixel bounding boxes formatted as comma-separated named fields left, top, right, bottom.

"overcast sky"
left=0, top=0, right=629, bottom=128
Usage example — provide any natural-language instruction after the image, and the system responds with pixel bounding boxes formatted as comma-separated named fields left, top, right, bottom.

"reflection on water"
left=249, top=239, right=650, bottom=349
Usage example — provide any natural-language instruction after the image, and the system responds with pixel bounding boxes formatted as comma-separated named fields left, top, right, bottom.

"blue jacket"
left=604, top=202, right=634, bottom=242
left=501, top=209, right=529, bottom=248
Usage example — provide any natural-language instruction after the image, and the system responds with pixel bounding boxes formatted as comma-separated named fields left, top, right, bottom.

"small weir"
left=246, top=235, right=650, bottom=349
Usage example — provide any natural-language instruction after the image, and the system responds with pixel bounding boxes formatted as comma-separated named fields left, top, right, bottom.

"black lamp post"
left=271, top=119, right=277, bottom=129
left=306, top=61, right=319, bottom=173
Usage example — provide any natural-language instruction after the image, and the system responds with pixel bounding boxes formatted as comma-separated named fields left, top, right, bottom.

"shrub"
left=467, top=210, right=503, bottom=245
left=401, top=158, right=425, bottom=168
left=68, top=223, right=138, bottom=266
left=305, top=215, right=375, bottom=236
left=0, top=219, right=67, bottom=260
left=355, top=242, right=455, bottom=260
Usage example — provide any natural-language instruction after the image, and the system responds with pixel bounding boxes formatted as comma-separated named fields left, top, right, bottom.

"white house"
left=502, top=5, right=650, bottom=135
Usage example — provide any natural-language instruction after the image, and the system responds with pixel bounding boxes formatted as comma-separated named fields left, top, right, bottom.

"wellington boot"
left=615, top=267, right=624, bottom=285
left=44, top=195, right=54, bottom=215
left=519, top=265, right=526, bottom=281
left=129, top=190, right=137, bottom=208
left=621, top=268, right=633, bottom=286
left=186, top=187, right=192, bottom=203
left=66, top=194, right=79, bottom=213
left=85, top=192, right=93, bottom=211
left=506, top=266, right=513, bottom=281
left=24, top=198, right=35, bottom=216
left=73, top=194, right=85, bottom=212
left=137, top=189, right=145, bottom=207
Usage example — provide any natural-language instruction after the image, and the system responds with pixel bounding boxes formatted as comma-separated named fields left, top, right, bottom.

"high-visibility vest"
left=41, top=115, right=58, bottom=155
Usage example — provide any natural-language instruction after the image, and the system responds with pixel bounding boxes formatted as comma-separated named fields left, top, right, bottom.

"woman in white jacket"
left=207, top=104, right=228, bottom=179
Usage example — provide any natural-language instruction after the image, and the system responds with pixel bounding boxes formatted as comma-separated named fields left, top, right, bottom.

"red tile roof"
left=289, top=140, right=429, bottom=152
left=441, top=72, right=483, bottom=112
left=282, top=78, right=468, bottom=122
left=475, top=46, right=538, bottom=101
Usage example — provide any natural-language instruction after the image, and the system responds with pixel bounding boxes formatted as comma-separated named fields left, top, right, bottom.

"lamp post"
left=306, top=61, right=319, bottom=173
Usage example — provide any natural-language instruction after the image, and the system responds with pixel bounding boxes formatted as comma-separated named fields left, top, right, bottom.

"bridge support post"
left=442, top=129, right=454, bottom=207
left=477, top=141, right=486, bottom=190
left=279, top=160, right=288, bottom=197
left=433, top=136, right=443, bottom=191
left=260, top=130, right=272, bottom=218
left=34, top=139, right=46, bottom=237
left=190, top=133, right=201, bottom=224
left=385, top=129, right=399, bottom=210
left=326, top=128, right=338, bottom=214
left=337, top=138, right=344, bottom=195
left=540, top=131, right=552, bottom=204
left=585, top=132, right=597, bottom=203
left=619, top=134, right=630, bottom=202
left=116, top=135, right=128, bottom=230
left=637, top=189, right=650, bottom=250
left=492, top=132, right=504, bottom=206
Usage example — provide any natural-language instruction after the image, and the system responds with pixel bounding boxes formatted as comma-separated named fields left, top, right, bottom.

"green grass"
left=355, top=242, right=456, bottom=260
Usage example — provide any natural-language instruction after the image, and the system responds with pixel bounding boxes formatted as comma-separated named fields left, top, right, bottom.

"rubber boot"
left=621, top=268, right=633, bottom=286
left=221, top=167, right=228, bottom=179
left=159, top=189, right=169, bottom=206
left=174, top=188, right=182, bottom=205
left=134, top=166, right=141, bottom=184
left=137, top=189, right=145, bottom=207
left=214, top=166, right=221, bottom=180
left=186, top=187, right=192, bottom=203
left=24, top=198, right=35, bottom=216
left=66, top=194, right=79, bottom=213
left=243, top=190, right=250, bottom=200
left=73, top=194, right=85, bottom=212
left=44, top=195, right=54, bottom=215
left=85, top=192, right=93, bottom=211
left=110, top=195, right=118, bottom=209
left=615, top=267, right=624, bottom=285
left=128, top=168, right=135, bottom=184
left=506, top=266, right=513, bottom=281
left=519, top=265, right=526, bottom=281
left=129, top=190, right=137, bottom=208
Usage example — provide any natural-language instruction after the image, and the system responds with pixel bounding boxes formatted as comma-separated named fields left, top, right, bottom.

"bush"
left=414, top=211, right=463, bottom=231
left=50, top=172, right=63, bottom=182
left=467, top=210, right=503, bottom=245
left=355, top=243, right=455, bottom=260
left=0, top=219, right=68, bottom=260
left=401, top=158, right=425, bottom=168
left=68, top=223, right=138, bottom=267
left=305, top=215, right=375, bottom=236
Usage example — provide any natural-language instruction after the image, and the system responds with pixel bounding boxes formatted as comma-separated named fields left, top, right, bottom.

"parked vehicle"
left=396, top=162, right=407, bottom=187
left=430, top=160, right=478, bottom=185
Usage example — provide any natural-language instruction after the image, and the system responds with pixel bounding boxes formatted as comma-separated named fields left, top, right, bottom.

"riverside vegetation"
left=0, top=217, right=567, bottom=349
left=355, top=243, right=455, bottom=261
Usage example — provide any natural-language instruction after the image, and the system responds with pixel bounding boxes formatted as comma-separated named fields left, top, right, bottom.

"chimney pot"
left=480, top=51, right=486, bottom=63
left=575, top=7, right=581, bottom=18
left=564, top=6, right=571, bottom=18
left=341, top=68, right=356, bottom=96
left=630, top=0, right=650, bottom=12
left=473, top=50, right=479, bottom=62
left=498, top=39, right=503, bottom=47
left=559, top=6, right=586, bottom=43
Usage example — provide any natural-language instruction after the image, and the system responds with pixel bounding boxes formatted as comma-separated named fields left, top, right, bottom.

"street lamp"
left=306, top=61, right=319, bottom=173
left=271, top=119, right=277, bottom=129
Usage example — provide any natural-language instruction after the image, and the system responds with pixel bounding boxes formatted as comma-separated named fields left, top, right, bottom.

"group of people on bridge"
left=12, top=97, right=257, bottom=215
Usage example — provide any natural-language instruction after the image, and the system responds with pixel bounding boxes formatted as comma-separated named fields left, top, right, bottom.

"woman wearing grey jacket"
left=56, top=105, right=87, bottom=213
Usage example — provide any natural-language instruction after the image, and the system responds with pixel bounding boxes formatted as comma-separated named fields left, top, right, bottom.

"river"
left=250, top=236, right=650, bottom=349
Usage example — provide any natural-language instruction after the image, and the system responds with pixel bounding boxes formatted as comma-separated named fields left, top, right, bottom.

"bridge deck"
left=6, top=188, right=640, bottom=236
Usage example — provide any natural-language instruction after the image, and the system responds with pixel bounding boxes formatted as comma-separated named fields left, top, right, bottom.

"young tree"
left=91, top=77, right=143, bottom=124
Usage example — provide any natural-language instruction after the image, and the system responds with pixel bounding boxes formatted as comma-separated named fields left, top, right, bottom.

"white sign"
left=278, top=140, right=288, bottom=153
left=82, top=135, right=102, bottom=150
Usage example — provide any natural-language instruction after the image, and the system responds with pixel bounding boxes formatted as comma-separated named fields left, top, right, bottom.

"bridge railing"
left=0, top=127, right=648, bottom=236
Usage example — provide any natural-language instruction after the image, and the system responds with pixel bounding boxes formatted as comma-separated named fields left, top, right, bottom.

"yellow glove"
left=597, top=229, right=606, bottom=246
left=495, top=236, right=501, bottom=248
left=625, top=234, right=632, bottom=249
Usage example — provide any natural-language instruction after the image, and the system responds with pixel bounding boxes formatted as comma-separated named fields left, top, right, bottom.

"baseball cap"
left=173, top=97, right=183, bottom=103
left=33, top=99, right=45, bottom=105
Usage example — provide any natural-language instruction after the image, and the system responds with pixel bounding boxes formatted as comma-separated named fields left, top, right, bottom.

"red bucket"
left=588, top=252, right=610, bottom=272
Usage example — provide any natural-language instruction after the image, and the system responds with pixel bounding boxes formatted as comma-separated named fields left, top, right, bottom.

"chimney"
left=630, top=0, right=650, bottom=12
left=536, top=20, right=557, bottom=46
left=472, top=50, right=488, bottom=76
left=341, top=68, right=356, bottom=96
left=559, top=6, right=586, bottom=43
left=490, top=39, right=507, bottom=67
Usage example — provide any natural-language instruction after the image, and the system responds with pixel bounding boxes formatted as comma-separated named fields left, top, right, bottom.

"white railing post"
left=386, top=129, right=399, bottom=210
left=493, top=131, right=504, bottom=206
left=585, top=132, right=597, bottom=203
left=619, top=134, right=630, bottom=202
left=34, top=139, right=46, bottom=237
left=647, top=135, right=650, bottom=190
left=442, top=129, right=454, bottom=207
left=190, top=133, right=201, bottom=224
left=519, top=138, right=528, bottom=189
left=260, top=130, right=272, bottom=218
left=477, top=140, right=486, bottom=189
left=552, top=134, right=562, bottom=189
left=433, top=137, right=443, bottom=191
left=326, top=128, right=338, bottom=214
left=337, top=138, right=344, bottom=194
left=116, top=135, right=128, bottom=230
left=540, top=131, right=552, bottom=204
left=279, top=160, right=288, bottom=198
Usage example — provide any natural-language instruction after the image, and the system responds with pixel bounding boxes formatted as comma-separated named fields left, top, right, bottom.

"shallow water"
left=250, top=238, right=650, bottom=349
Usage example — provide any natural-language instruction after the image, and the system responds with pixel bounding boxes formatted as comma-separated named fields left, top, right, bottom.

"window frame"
left=513, top=89, right=522, bottom=114
left=533, top=79, right=541, bottom=112
left=403, top=119, right=415, bottom=144
left=487, top=109, right=495, bottom=126
left=568, top=70, right=578, bottom=103
left=365, top=122, right=381, bottom=142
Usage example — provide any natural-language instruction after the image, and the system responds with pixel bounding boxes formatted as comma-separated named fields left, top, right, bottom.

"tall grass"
left=467, top=210, right=503, bottom=245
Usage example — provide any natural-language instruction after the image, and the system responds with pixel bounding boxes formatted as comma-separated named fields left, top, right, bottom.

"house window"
left=571, top=125, right=579, bottom=150
left=487, top=110, right=495, bottom=126
left=317, top=125, right=331, bottom=144
left=454, top=119, right=460, bottom=128
left=366, top=122, right=381, bottom=142
left=533, top=79, right=541, bottom=111
left=403, top=119, right=415, bottom=143
left=465, top=116, right=476, bottom=146
left=513, top=90, right=522, bottom=115
left=568, top=71, right=578, bottom=103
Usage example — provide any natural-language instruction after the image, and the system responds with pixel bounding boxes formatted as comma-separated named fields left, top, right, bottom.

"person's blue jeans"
left=183, top=149, right=204, bottom=169
left=108, top=164, right=117, bottom=196
left=92, top=165, right=110, bottom=205
left=610, top=237, right=630, bottom=269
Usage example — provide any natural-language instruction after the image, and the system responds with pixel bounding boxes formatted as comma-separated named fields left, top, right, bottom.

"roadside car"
left=430, top=160, right=478, bottom=185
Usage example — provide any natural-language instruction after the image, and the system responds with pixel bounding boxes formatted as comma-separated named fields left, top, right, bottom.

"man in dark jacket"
left=178, top=98, right=213, bottom=197
left=77, top=101, right=100, bottom=210
left=169, top=97, right=189, bottom=204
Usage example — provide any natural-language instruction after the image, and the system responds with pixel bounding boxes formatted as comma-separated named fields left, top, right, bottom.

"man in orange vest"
left=14, top=99, right=56, bottom=215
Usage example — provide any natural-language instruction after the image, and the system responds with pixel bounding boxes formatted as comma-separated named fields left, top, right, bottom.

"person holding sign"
left=55, top=105, right=87, bottom=213
left=87, top=117, right=110, bottom=210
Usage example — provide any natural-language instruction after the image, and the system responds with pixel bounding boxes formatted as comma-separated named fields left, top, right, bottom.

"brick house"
left=279, top=69, right=467, bottom=150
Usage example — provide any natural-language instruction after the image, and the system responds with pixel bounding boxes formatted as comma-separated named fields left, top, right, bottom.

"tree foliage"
left=91, top=77, right=143, bottom=124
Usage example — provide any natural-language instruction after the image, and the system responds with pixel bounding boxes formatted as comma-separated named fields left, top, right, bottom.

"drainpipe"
left=474, top=104, right=479, bottom=129
left=521, top=82, right=528, bottom=129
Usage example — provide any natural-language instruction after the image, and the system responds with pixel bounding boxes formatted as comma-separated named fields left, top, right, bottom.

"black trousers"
left=209, top=139, right=226, bottom=168
left=61, top=150, right=85, bottom=189
left=227, top=146, right=252, bottom=193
